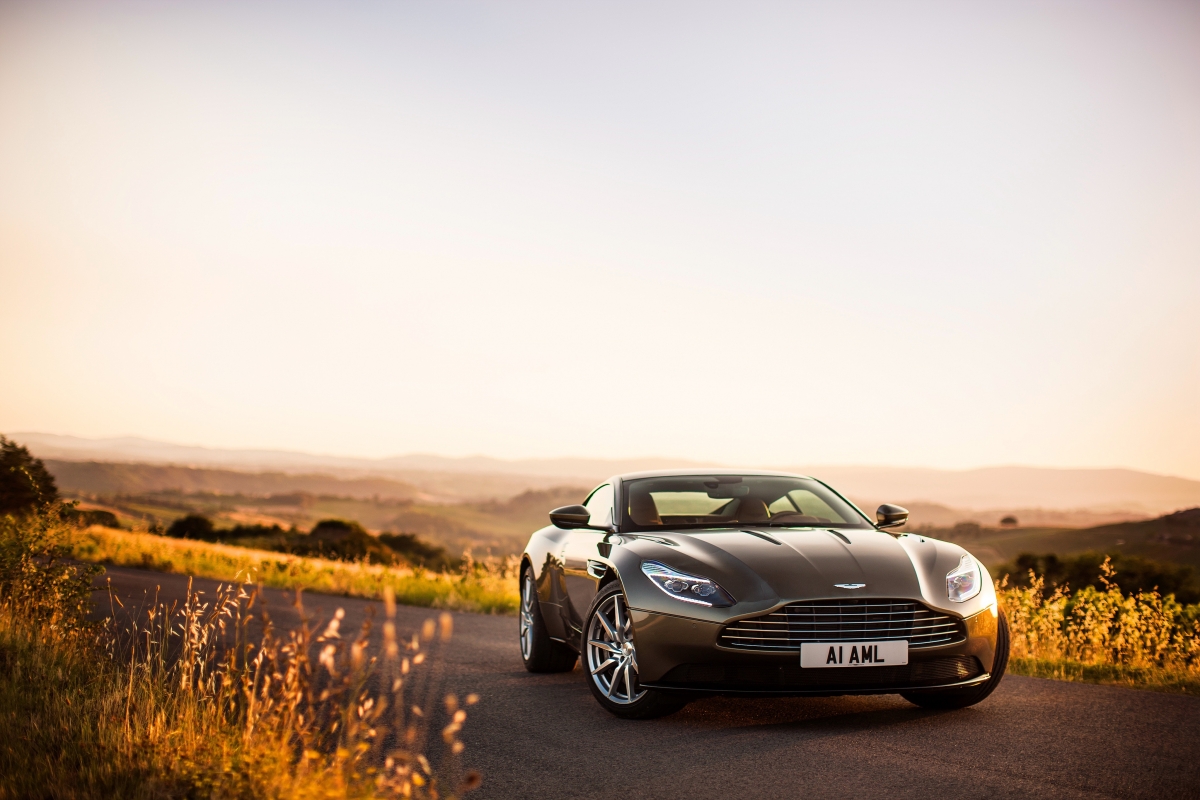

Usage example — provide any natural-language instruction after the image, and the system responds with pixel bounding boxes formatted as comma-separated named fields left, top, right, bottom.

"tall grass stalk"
left=0, top=511, right=482, bottom=799
left=998, top=558, right=1200, bottom=695
left=70, top=525, right=519, bottom=615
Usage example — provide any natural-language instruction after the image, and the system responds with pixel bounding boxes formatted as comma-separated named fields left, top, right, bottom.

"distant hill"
left=855, top=500, right=1148, bottom=530
left=17, top=433, right=685, bottom=500
left=803, top=465, right=1200, bottom=515
left=46, top=460, right=425, bottom=501
left=15, top=432, right=1200, bottom=515
left=942, top=508, right=1200, bottom=570
left=15, top=432, right=701, bottom=482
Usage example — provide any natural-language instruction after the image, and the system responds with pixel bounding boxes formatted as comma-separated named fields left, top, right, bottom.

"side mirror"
left=876, top=504, right=909, bottom=529
left=550, top=505, right=593, bottom=529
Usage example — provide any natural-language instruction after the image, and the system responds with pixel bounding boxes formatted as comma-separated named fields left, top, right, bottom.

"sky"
left=1, top=0, right=1198, bottom=478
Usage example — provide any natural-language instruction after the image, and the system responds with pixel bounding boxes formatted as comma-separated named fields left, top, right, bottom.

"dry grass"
left=0, top=511, right=482, bottom=799
left=8, top=509, right=1198, bottom=800
left=69, top=525, right=519, bottom=616
left=998, top=558, right=1200, bottom=695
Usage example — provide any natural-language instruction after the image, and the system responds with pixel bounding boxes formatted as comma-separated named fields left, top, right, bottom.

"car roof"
left=614, top=468, right=814, bottom=482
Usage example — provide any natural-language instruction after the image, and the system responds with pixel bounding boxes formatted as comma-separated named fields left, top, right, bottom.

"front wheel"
left=519, top=566, right=577, bottom=673
left=901, top=611, right=1010, bottom=710
left=583, top=582, right=688, bottom=719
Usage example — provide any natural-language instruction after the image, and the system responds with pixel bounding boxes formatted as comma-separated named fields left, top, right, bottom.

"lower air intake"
left=658, top=655, right=983, bottom=692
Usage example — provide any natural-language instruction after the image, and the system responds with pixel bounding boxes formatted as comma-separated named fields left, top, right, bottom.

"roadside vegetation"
left=996, top=551, right=1198, bottom=604
left=71, top=525, right=519, bottom=616
left=3, top=433, right=518, bottom=615
left=163, top=514, right=463, bottom=571
left=0, top=450, right=483, bottom=798
left=7, top=434, right=1200, bottom=717
left=997, top=558, right=1200, bottom=695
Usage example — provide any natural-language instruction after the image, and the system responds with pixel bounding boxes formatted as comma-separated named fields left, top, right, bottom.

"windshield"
left=621, top=475, right=873, bottom=531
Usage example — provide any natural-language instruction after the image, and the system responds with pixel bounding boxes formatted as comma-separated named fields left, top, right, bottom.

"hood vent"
left=741, top=530, right=782, bottom=545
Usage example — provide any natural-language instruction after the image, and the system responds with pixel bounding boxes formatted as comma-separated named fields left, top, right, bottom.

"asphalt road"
left=94, top=566, right=1200, bottom=800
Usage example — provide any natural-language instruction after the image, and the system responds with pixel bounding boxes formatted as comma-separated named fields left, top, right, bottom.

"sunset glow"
left=1, top=1, right=1198, bottom=477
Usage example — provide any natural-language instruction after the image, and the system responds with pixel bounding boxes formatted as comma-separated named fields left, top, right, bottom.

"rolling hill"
left=16, top=432, right=1200, bottom=515
left=939, top=508, right=1200, bottom=570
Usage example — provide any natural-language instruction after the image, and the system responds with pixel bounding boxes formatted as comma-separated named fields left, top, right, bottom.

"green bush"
left=155, top=514, right=456, bottom=571
left=165, top=513, right=217, bottom=540
left=0, top=436, right=59, bottom=515
left=290, top=519, right=398, bottom=564
left=61, top=506, right=122, bottom=529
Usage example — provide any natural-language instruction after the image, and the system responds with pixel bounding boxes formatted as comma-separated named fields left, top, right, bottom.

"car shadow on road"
left=673, top=693, right=949, bottom=730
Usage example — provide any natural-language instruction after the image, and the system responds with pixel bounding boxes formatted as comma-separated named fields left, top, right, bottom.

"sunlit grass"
left=63, top=526, right=1200, bottom=697
left=69, top=525, right=519, bottom=616
left=0, top=511, right=482, bottom=799
left=998, top=559, right=1200, bottom=696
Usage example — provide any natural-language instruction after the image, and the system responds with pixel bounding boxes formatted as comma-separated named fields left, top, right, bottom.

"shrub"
left=294, top=519, right=398, bottom=564
left=166, top=513, right=217, bottom=540
left=60, top=506, right=122, bottom=529
left=0, top=435, right=59, bottom=515
left=224, top=522, right=288, bottom=538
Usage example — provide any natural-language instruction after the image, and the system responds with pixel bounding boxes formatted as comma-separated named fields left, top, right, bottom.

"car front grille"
left=718, top=598, right=966, bottom=652
left=657, top=655, right=983, bottom=692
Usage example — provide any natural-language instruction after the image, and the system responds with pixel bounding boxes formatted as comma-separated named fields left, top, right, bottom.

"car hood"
left=619, top=526, right=986, bottom=619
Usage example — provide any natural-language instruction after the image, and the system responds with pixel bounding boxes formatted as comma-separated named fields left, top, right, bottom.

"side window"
left=583, top=484, right=614, bottom=528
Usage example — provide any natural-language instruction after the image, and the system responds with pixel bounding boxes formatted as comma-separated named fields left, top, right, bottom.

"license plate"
left=800, top=640, right=908, bottom=668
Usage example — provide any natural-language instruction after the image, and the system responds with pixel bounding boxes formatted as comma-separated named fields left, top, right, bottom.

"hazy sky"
left=1, top=0, right=1198, bottom=477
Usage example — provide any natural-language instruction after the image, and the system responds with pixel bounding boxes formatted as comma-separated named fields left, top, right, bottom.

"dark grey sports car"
left=519, top=470, right=1008, bottom=718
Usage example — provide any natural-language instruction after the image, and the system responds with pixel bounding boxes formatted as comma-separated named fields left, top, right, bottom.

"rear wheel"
left=583, top=582, right=688, bottom=719
left=519, top=567, right=577, bottom=673
left=901, top=611, right=1010, bottom=710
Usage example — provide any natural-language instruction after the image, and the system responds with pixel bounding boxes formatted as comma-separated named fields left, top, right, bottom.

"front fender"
left=522, top=525, right=571, bottom=641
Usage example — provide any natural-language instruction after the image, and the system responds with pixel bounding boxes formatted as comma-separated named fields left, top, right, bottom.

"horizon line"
left=7, top=430, right=1199, bottom=482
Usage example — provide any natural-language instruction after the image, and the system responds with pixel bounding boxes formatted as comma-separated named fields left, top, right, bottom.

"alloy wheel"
left=586, top=591, right=646, bottom=704
left=519, top=573, right=536, bottom=660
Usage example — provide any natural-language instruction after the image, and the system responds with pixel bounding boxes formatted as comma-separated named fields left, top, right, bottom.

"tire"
left=519, top=566, right=577, bottom=673
left=582, top=582, right=689, bottom=720
left=901, top=610, right=1011, bottom=710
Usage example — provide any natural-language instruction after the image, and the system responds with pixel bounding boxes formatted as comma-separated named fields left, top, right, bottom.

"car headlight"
left=946, top=554, right=981, bottom=602
left=641, top=561, right=734, bottom=608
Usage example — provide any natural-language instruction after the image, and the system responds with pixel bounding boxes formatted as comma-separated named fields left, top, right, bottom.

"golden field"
left=1, top=512, right=480, bottom=799
left=68, top=525, right=519, bottom=616
left=66, top=523, right=1200, bottom=696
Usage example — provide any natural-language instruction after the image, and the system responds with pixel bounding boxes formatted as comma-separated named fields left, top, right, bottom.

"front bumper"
left=630, top=603, right=999, bottom=696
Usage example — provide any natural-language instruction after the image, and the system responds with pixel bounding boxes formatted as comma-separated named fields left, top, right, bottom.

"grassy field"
left=64, top=522, right=1200, bottom=698
left=67, top=486, right=587, bottom=557
left=1, top=512, right=479, bottom=799
left=69, top=526, right=519, bottom=615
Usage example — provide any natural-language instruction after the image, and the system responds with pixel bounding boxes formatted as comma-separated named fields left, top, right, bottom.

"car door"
left=559, top=483, right=614, bottom=637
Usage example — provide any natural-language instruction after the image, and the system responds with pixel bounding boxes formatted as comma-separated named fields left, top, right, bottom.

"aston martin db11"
left=518, top=470, right=1008, bottom=718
